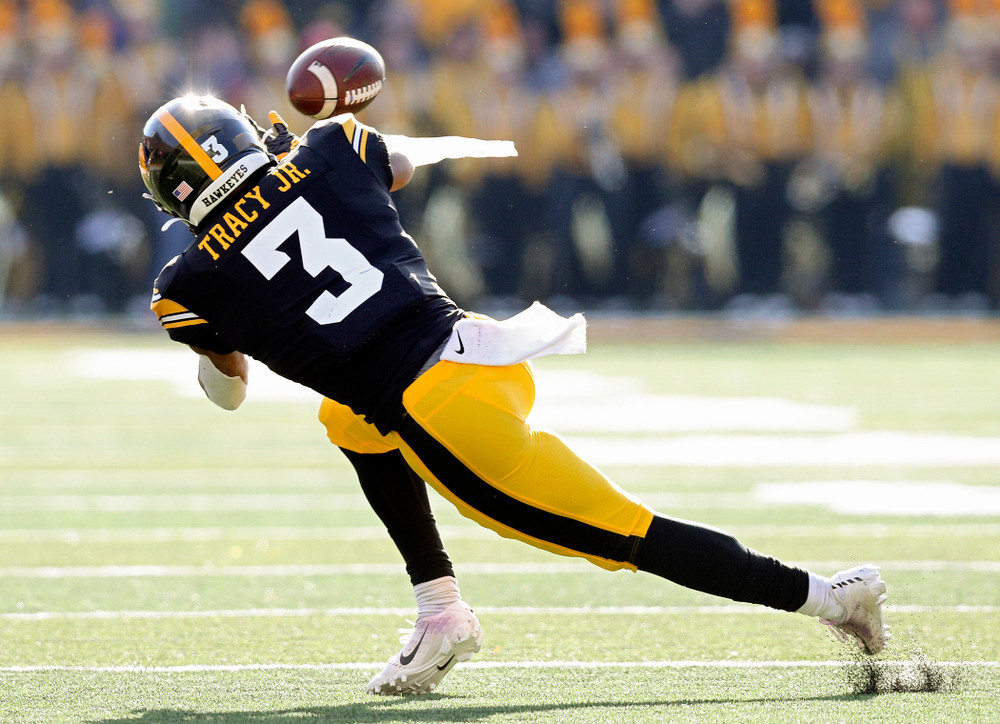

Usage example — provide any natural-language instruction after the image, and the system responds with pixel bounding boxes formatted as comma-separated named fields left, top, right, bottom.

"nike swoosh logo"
left=437, top=655, right=455, bottom=671
left=454, top=330, right=465, bottom=355
left=398, top=630, right=427, bottom=666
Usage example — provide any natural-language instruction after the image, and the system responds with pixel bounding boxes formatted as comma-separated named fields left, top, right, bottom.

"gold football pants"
left=319, top=360, right=655, bottom=571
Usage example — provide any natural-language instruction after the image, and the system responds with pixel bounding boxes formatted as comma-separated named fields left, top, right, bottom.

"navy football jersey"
left=151, top=116, right=463, bottom=433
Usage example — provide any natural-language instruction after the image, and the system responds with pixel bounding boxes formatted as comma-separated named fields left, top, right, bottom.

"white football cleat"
left=366, top=601, right=482, bottom=695
left=820, top=564, right=890, bottom=655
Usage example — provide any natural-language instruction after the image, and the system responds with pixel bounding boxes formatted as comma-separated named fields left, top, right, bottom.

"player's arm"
left=388, top=149, right=414, bottom=191
left=259, top=110, right=413, bottom=190
left=383, top=133, right=517, bottom=172
left=151, top=259, right=246, bottom=411
left=190, top=347, right=248, bottom=411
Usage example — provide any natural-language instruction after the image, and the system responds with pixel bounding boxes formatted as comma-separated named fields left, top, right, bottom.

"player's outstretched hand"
left=263, top=111, right=299, bottom=161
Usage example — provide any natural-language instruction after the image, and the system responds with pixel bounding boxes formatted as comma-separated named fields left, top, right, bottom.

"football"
left=285, top=37, right=386, bottom=120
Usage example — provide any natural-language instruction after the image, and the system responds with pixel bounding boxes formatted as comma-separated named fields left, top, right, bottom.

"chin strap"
left=142, top=193, right=194, bottom=232
left=160, top=216, right=190, bottom=232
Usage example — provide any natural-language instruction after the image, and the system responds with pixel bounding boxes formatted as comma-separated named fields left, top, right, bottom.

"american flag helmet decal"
left=173, top=180, right=194, bottom=200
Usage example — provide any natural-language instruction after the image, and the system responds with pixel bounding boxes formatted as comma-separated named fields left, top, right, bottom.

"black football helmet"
left=139, top=96, right=273, bottom=228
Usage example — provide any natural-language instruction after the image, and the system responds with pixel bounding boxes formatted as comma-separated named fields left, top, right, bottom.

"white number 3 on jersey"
left=241, top=197, right=384, bottom=325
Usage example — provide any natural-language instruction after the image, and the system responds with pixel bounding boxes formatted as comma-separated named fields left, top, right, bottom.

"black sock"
left=342, top=448, right=455, bottom=586
left=634, top=514, right=809, bottom=611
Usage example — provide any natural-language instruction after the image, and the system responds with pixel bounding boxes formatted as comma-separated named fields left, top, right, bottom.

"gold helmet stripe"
left=157, top=109, right=223, bottom=181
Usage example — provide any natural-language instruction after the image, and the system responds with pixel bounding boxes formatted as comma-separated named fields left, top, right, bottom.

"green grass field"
left=2, top=321, right=999, bottom=723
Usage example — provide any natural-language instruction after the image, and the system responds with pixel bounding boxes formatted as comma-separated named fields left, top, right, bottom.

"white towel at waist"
left=439, top=301, right=587, bottom=366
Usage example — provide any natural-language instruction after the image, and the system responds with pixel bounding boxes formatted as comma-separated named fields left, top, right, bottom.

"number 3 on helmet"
left=139, top=96, right=273, bottom=229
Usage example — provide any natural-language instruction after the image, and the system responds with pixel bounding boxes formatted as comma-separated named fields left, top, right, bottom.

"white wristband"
left=197, top=354, right=247, bottom=410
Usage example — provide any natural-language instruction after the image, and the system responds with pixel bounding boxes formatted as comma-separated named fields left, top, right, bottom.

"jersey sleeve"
left=150, top=257, right=236, bottom=354
left=303, top=115, right=395, bottom=189
left=339, top=115, right=394, bottom=189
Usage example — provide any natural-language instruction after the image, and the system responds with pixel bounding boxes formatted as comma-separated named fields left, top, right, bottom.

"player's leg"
left=319, top=400, right=482, bottom=694
left=341, top=448, right=483, bottom=694
left=634, top=513, right=887, bottom=652
left=397, top=361, right=888, bottom=653
left=341, top=448, right=454, bottom=587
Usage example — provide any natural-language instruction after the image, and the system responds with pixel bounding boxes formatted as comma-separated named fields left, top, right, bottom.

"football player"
left=141, top=95, right=889, bottom=695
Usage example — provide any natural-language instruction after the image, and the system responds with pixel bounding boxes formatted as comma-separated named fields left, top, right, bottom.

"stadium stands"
left=0, top=0, right=996, bottom=317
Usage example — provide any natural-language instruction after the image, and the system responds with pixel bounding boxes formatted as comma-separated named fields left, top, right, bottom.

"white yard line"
left=2, top=522, right=1000, bottom=543
left=1, top=660, right=997, bottom=674
left=564, top=433, right=1000, bottom=467
left=0, top=493, right=758, bottom=512
left=1, top=604, right=996, bottom=621
left=5, top=483, right=1000, bottom=516
left=755, top=480, right=1000, bottom=517
left=0, top=469, right=337, bottom=490
left=1, top=560, right=999, bottom=578
left=0, top=494, right=374, bottom=512
left=0, top=526, right=496, bottom=543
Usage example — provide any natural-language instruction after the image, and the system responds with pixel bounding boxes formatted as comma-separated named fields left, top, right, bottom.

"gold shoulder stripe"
left=341, top=116, right=357, bottom=144
left=359, top=127, right=370, bottom=163
left=339, top=116, right=374, bottom=164
left=157, top=109, right=223, bottom=181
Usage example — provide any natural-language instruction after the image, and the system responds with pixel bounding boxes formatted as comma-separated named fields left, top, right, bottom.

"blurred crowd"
left=0, top=0, right=999, bottom=318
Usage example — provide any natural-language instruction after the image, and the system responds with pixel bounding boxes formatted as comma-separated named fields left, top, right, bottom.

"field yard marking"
left=0, top=526, right=498, bottom=543
left=0, top=492, right=745, bottom=512
left=0, top=469, right=339, bottom=490
left=756, top=480, right=1000, bottom=516
left=9, top=429, right=1000, bottom=468
left=1, top=660, right=997, bottom=674
left=0, top=562, right=573, bottom=578
left=566, top=433, right=1000, bottom=467
left=3, top=522, right=1000, bottom=543
left=2, top=604, right=996, bottom=621
left=2, top=560, right=999, bottom=578
left=7, top=488, right=1000, bottom=513
left=0, top=494, right=374, bottom=512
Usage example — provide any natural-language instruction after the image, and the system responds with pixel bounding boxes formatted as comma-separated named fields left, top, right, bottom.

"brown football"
left=285, top=37, right=386, bottom=119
